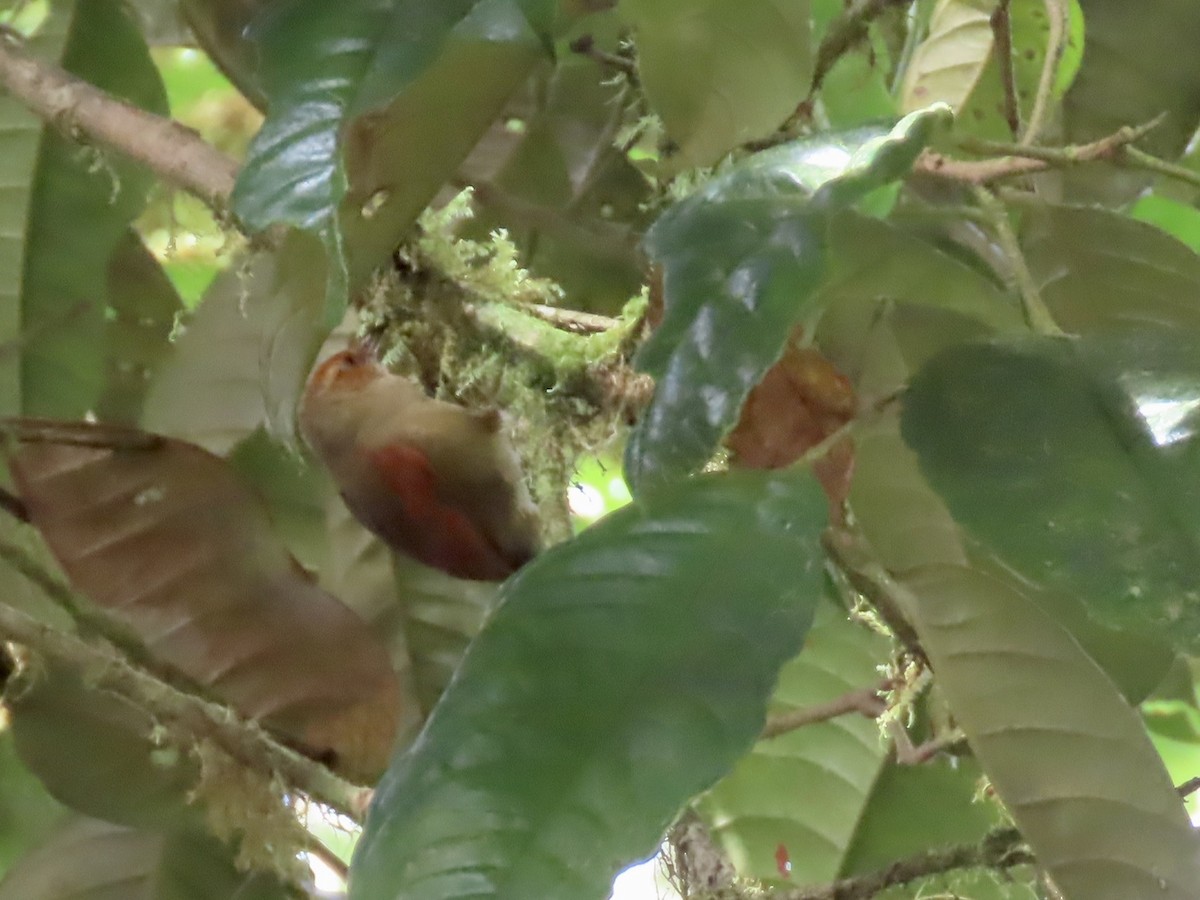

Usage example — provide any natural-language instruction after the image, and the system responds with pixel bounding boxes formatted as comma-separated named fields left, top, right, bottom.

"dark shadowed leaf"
left=351, top=469, right=827, bottom=900
left=20, top=0, right=167, bottom=419
left=905, top=565, right=1200, bottom=900
left=1023, top=204, right=1200, bottom=334
left=7, top=420, right=401, bottom=781
left=622, top=0, right=813, bottom=166
left=902, top=331, right=1200, bottom=650
left=0, top=816, right=293, bottom=900
left=1063, top=0, right=1200, bottom=203
left=626, top=108, right=951, bottom=491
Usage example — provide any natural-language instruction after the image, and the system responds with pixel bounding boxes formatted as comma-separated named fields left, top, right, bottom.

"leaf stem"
left=971, top=185, right=1062, bottom=336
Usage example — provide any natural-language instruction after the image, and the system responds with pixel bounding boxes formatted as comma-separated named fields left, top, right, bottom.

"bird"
left=298, top=346, right=541, bottom=581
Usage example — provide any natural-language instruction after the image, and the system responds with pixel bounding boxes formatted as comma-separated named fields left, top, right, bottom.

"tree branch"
left=777, top=828, right=1033, bottom=900
left=0, top=588, right=367, bottom=820
left=990, top=0, right=1020, bottom=138
left=0, top=28, right=239, bottom=217
left=761, top=683, right=889, bottom=740
left=914, top=116, right=1166, bottom=185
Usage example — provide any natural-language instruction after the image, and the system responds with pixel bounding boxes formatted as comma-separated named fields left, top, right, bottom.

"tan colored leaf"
left=7, top=418, right=401, bottom=781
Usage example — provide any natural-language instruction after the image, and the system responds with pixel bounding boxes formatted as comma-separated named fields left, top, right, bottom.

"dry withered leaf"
left=726, top=339, right=857, bottom=509
left=6, top=418, right=401, bottom=782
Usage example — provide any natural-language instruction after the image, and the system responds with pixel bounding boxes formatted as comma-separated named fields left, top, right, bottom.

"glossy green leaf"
left=233, top=0, right=551, bottom=306
left=21, top=0, right=167, bottom=418
left=905, top=565, right=1200, bottom=900
left=626, top=108, right=950, bottom=490
left=621, top=0, right=813, bottom=166
left=352, top=469, right=827, bottom=900
left=0, top=817, right=293, bottom=900
left=902, top=331, right=1200, bottom=649
left=696, top=601, right=889, bottom=886
left=1063, top=0, right=1200, bottom=202
left=1023, top=205, right=1200, bottom=334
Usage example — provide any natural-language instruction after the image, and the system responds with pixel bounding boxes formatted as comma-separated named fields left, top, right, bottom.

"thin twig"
left=990, top=0, right=1020, bottom=138
left=762, top=682, right=890, bottom=740
left=971, top=185, right=1061, bottom=335
left=0, top=597, right=368, bottom=819
left=0, top=29, right=239, bottom=217
left=1176, top=776, right=1200, bottom=798
left=778, top=828, right=1032, bottom=900
left=916, top=117, right=1164, bottom=184
left=1123, top=145, right=1200, bottom=191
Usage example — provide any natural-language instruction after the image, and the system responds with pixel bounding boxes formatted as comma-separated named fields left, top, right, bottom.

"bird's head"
left=305, top=346, right=386, bottom=399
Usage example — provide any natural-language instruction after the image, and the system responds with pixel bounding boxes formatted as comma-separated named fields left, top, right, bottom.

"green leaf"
left=97, top=230, right=184, bottom=425
left=0, top=733, right=65, bottom=881
left=8, top=667, right=202, bottom=832
left=20, top=0, right=167, bottom=418
left=351, top=469, right=827, bottom=900
left=840, top=756, right=1002, bottom=878
left=696, top=601, right=889, bottom=886
left=0, top=817, right=292, bottom=900
left=232, top=0, right=551, bottom=307
left=905, top=564, right=1200, bottom=900
left=1023, top=205, right=1200, bottom=334
left=0, top=8, right=70, bottom=415
left=1063, top=0, right=1200, bottom=202
left=901, top=331, right=1200, bottom=649
left=626, top=109, right=950, bottom=490
left=621, top=0, right=813, bottom=166
left=954, top=0, right=1085, bottom=141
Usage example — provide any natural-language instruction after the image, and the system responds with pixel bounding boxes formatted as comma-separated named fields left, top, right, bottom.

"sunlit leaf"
left=352, top=469, right=827, bottom=900
left=8, top=419, right=401, bottom=781
left=899, top=0, right=993, bottom=114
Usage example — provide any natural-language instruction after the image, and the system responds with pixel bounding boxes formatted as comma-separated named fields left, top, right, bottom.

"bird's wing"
left=367, top=442, right=515, bottom=581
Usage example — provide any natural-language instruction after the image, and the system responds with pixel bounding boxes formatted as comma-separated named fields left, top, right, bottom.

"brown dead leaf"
left=6, top=418, right=401, bottom=782
left=726, top=339, right=857, bottom=511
